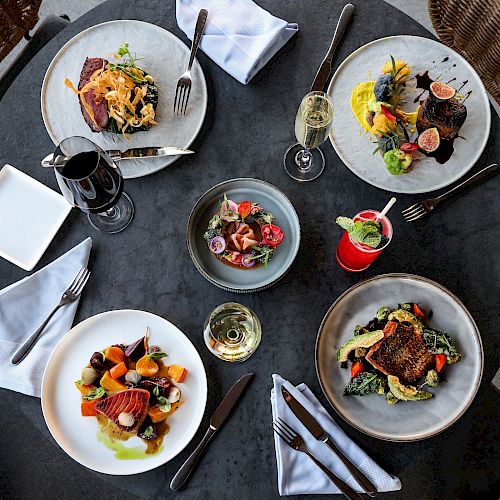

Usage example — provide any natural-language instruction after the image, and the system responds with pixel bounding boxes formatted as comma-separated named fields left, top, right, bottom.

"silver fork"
left=402, top=163, right=498, bottom=222
left=272, top=417, right=363, bottom=500
left=174, top=8, right=208, bottom=115
left=11, top=267, right=91, bottom=364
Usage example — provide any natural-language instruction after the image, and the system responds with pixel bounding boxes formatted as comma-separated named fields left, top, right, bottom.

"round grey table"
left=0, top=1, right=499, bottom=499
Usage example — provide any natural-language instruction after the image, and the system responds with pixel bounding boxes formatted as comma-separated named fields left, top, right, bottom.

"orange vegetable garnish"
left=168, top=365, right=187, bottom=383
left=110, top=361, right=128, bottom=379
left=413, top=303, right=425, bottom=318
left=148, top=405, right=168, bottom=424
left=100, top=371, right=127, bottom=392
left=104, top=346, right=125, bottom=365
left=136, top=354, right=159, bottom=377
left=74, top=381, right=94, bottom=396
left=81, top=399, right=102, bottom=417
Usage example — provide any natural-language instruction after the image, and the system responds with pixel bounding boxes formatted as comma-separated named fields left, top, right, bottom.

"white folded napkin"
left=176, top=0, right=298, bottom=84
left=0, top=238, right=92, bottom=397
left=271, top=374, right=402, bottom=496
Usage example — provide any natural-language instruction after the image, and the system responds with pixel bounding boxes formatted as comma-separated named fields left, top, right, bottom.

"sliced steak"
left=416, top=97, right=467, bottom=140
left=78, top=57, right=109, bottom=132
left=365, top=321, right=434, bottom=384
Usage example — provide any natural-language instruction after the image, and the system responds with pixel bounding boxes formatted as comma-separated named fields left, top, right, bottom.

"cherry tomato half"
left=261, top=224, right=284, bottom=248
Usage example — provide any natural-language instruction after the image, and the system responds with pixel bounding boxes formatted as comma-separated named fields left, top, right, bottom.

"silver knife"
left=281, top=386, right=378, bottom=497
left=41, top=146, right=193, bottom=167
left=310, top=4, right=355, bottom=92
left=170, top=372, right=254, bottom=491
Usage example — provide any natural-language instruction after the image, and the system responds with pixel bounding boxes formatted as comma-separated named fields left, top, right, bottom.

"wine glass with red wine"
left=53, top=136, right=134, bottom=233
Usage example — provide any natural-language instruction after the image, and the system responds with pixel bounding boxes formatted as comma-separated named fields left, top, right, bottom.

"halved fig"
left=418, top=127, right=441, bottom=153
left=430, top=81, right=456, bottom=101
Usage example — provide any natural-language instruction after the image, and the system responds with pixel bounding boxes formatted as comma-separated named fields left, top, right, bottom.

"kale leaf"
left=344, top=372, right=383, bottom=396
left=422, top=327, right=462, bottom=364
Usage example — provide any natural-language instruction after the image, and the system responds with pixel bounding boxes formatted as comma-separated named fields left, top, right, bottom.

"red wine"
left=58, top=151, right=123, bottom=214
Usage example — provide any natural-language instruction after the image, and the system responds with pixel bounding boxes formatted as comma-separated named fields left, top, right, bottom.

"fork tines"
left=401, top=203, right=427, bottom=222
left=272, top=417, right=298, bottom=445
left=69, top=267, right=91, bottom=295
left=174, top=79, right=191, bottom=115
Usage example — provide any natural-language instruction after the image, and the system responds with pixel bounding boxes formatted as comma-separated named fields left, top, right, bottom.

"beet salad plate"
left=187, top=178, right=300, bottom=293
left=316, top=274, right=483, bottom=441
left=41, top=310, right=207, bottom=475
left=41, top=20, right=207, bottom=179
left=327, top=36, right=490, bottom=193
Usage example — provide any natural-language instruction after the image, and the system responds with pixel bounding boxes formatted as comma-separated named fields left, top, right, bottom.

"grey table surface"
left=0, top=0, right=499, bottom=499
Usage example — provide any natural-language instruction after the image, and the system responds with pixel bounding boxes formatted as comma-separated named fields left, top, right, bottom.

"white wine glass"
left=284, top=91, right=334, bottom=182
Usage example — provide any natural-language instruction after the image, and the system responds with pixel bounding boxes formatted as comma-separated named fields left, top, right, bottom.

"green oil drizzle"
left=96, top=427, right=149, bottom=460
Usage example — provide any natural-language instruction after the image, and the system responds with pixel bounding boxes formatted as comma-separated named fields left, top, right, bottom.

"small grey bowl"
left=187, top=178, right=301, bottom=293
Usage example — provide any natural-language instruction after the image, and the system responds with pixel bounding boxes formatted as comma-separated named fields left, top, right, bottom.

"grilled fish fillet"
left=365, top=321, right=434, bottom=384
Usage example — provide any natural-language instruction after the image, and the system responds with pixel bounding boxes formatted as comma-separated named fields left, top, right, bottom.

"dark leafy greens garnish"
left=153, top=385, right=172, bottom=413
left=422, top=328, right=462, bottom=363
left=250, top=245, right=274, bottom=266
left=204, top=227, right=222, bottom=242
left=344, top=372, right=384, bottom=396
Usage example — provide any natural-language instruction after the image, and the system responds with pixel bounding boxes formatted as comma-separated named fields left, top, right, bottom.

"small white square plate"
left=0, top=165, right=72, bottom=271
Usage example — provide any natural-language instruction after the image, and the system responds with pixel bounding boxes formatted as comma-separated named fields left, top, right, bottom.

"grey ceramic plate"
left=316, top=273, right=483, bottom=441
left=187, top=178, right=300, bottom=293
left=41, top=20, right=207, bottom=179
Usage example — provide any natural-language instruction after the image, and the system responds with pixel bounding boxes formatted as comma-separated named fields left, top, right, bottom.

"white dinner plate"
left=0, top=164, right=71, bottom=270
left=316, top=274, right=483, bottom=441
left=41, top=309, right=207, bottom=475
left=41, top=20, right=207, bottom=179
left=327, top=36, right=491, bottom=193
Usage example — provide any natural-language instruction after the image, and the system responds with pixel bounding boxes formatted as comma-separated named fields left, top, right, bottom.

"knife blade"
left=108, top=146, right=194, bottom=161
left=310, top=4, right=355, bottom=92
left=281, top=386, right=377, bottom=497
left=170, top=372, right=254, bottom=491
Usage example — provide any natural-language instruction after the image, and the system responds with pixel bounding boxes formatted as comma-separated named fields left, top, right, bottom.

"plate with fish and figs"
left=41, top=309, right=207, bottom=474
left=187, top=178, right=301, bottom=292
left=41, top=20, right=207, bottom=179
left=327, top=36, right=491, bottom=194
left=315, top=273, right=483, bottom=441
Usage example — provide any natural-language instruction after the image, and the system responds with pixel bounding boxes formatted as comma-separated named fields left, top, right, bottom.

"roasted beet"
left=139, top=377, right=170, bottom=396
left=124, top=337, right=145, bottom=361
left=90, top=352, right=107, bottom=371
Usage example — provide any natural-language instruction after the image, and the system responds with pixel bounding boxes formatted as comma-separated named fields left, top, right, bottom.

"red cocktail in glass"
left=336, top=210, right=393, bottom=272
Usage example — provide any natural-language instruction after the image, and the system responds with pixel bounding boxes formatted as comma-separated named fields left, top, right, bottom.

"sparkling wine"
left=294, top=93, right=334, bottom=149
left=204, top=303, right=261, bottom=362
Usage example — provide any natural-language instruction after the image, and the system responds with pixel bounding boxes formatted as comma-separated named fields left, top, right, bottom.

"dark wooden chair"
left=429, top=0, right=500, bottom=104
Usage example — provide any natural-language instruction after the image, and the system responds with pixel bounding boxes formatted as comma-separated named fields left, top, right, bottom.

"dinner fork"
left=11, top=267, right=91, bottom=365
left=402, top=163, right=498, bottom=222
left=174, top=9, right=208, bottom=115
left=272, top=417, right=363, bottom=500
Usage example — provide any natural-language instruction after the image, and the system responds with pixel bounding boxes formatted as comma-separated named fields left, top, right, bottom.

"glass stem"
left=99, top=204, right=120, bottom=221
left=297, top=147, right=312, bottom=171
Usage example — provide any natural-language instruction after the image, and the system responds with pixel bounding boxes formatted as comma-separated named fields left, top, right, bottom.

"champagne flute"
left=284, top=91, right=334, bottom=182
left=52, top=136, right=134, bottom=233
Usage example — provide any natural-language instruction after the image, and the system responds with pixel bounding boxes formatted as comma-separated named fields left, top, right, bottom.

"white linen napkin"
left=176, top=0, right=298, bottom=84
left=0, top=238, right=92, bottom=397
left=271, top=374, right=402, bottom=496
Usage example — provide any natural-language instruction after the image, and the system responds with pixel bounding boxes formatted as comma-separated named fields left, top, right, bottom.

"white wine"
left=204, top=303, right=261, bottom=362
left=294, top=93, right=334, bottom=149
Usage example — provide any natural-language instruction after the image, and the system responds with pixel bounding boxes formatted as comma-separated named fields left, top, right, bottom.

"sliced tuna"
left=95, top=388, right=150, bottom=433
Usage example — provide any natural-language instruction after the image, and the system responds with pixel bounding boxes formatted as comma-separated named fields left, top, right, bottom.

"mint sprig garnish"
left=336, top=217, right=382, bottom=248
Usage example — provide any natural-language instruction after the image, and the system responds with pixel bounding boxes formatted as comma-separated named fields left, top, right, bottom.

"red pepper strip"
left=351, top=360, right=364, bottom=379
left=435, top=354, right=447, bottom=373
left=400, top=142, right=419, bottom=152
left=380, top=105, right=396, bottom=121
left=413, top=303, right=425, bottom=318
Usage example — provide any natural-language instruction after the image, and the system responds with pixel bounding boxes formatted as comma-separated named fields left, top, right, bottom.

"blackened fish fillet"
left=365, top=321, right=434, bottom=384
left=95, top=388, right=150, bottom=433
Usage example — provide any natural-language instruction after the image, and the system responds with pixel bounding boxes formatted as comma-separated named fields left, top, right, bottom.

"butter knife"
left=41, top=146, right=193, bottom=167
left=281, top=386, right=377, bottom=497
left=310, top=3, right=355, bottom=92
left=170, top=372, right=255, bottom=491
